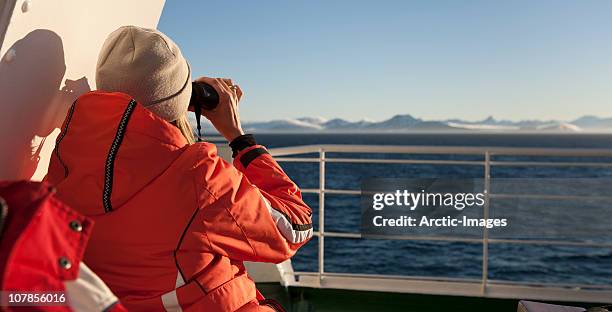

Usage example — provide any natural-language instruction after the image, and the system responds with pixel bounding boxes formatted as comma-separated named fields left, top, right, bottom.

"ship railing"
left=265, top=144, right=612, bottom=304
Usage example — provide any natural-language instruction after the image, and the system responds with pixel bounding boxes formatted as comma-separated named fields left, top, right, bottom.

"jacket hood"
left=48, top=91, right=188, bottom=215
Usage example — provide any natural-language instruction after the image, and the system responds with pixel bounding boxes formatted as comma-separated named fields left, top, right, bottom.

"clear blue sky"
left=158, top=0, right=612, bottom=122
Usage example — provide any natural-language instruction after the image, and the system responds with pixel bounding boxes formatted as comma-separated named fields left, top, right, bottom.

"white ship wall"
left=0, top=0, right=165, bottom=181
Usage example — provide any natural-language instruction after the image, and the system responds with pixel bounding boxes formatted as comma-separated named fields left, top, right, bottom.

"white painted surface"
left=0, top=0, right=165, bottom=181
left=287, top=273, right=612, bottom=304
left=244, top=260, right=294, bottom=284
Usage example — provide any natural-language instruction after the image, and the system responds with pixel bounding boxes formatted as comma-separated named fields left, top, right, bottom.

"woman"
left=45, top=26, right=313, bottom=312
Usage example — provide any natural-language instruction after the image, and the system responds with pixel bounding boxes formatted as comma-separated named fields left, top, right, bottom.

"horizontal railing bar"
left=316, top=231, right=483, bottom=243
left=312, top=231, right=612, bottom=248
left=289, top=271, right=612, bottom=290
left=290, top=271, right=481, bottom=284
left=274, top=156, right=612, bottom=167
left=301, top=189, right=612, bottom=202
left=326, top=158, right=483, bottom=165
left=300, top=188, right=320, bottom=194
left=301, top=189, right=361, bottom=195
left=275, top=157, right=483, bottom=166
left=491, top=161, right=612, bottom=167
left=491, top=193, right=612, bottom=201
left=315, top=231, right=360, bottom=238
left=205, top=136, right=226, bottom=142
left=269, top=144, right=612, bottom=157
left=300, top=189, right=361, bottom=195
left=274, top=157, right=320, bottom=163
left=487, top=238, right=612, bottom=248
left=325, top=189, right=361, bottom=195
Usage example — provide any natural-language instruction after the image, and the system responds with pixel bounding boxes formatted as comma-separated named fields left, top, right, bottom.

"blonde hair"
left=171, top=114, right=195, bottom=144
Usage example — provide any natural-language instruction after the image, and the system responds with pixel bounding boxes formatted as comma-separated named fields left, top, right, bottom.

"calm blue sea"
left=254, top=133, right=612, bottom=286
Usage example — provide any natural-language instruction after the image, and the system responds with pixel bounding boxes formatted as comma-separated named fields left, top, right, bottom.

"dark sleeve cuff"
left=229, top=134, right=257, bottom=158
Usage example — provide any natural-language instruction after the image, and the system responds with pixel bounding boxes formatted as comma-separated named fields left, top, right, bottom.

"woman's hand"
left=194, top=77, right=245, bottom=142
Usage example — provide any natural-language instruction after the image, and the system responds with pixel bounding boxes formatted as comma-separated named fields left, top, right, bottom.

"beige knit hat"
left=96, top=25, right=192, bottom=122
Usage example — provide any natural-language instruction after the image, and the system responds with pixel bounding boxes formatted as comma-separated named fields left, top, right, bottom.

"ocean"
left=252, top=133, right=612, bottom=286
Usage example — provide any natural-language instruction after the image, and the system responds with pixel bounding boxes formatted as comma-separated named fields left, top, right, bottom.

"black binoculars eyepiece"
left=189, top=82, right=219, bottom=141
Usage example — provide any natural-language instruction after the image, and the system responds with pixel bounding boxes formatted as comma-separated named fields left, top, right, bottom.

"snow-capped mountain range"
left=192, top=114, right=612, bottom=133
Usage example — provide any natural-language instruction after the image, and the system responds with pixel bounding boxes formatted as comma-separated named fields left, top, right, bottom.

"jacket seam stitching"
left=205, top=170, right=259, bottom=259
left=198, top=187, right=217, bottom=255
left=192, top=176, right=216, bottom=294
left=173, top=175, right=204, bottom=290
left=223, top=204, right=259, bottom=259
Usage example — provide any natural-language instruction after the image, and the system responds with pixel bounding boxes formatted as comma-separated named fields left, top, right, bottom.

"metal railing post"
left=318, top=148, right=325, bottom=285
left=482, top=151, right=491, bottom=295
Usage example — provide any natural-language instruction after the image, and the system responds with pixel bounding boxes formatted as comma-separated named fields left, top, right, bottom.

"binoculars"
left=189, top=81, right=219, bottom=141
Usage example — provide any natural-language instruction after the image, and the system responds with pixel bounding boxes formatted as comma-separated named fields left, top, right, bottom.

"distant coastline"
left=192, top=114, right=612, bottom=134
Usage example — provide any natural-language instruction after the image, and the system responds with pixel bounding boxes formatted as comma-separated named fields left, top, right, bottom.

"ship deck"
left=256, top=282, right=605, bottom=311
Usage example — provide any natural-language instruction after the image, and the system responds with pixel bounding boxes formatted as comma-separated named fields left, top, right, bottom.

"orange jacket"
left=45, top=91, right=313, bottom=311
